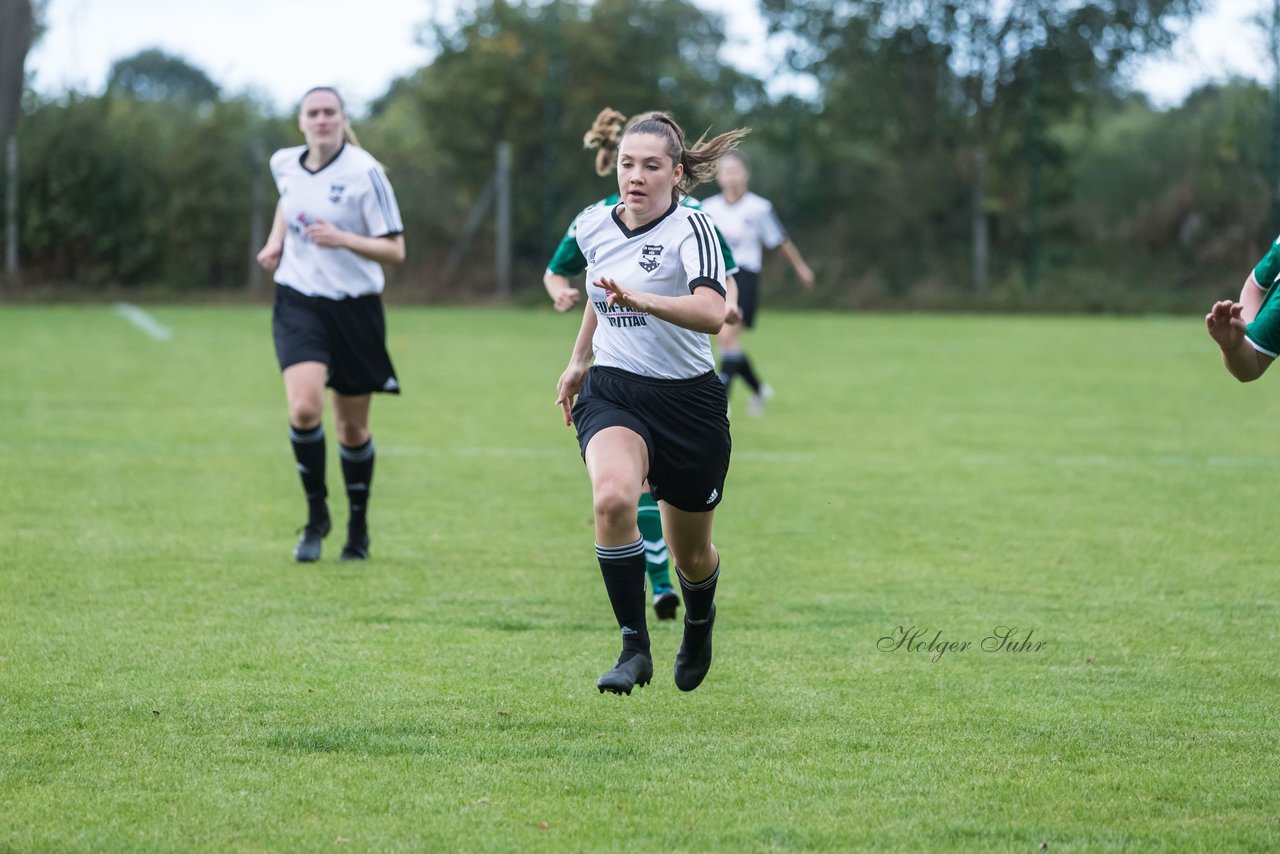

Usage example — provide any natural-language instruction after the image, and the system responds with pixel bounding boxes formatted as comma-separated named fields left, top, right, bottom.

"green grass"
left=2, top=304, right=1279, bottom=852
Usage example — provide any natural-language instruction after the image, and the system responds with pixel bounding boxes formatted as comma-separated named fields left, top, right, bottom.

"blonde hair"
left=582, top=107, right=626, bottom=176
left=583, top=107, right=750, bottom=200
left=301, top=86, right=362, bottom=148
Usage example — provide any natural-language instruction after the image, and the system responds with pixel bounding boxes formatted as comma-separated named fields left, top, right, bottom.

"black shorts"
left=735, top=269, right=760, bottom=328
left=272, top=284, right=400, bottom=396
left=573, top=366, right=731, bottom=512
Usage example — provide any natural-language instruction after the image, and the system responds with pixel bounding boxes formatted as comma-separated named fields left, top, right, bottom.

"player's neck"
left=304, top=142, right=344, bottom=171
left=722, top=187, right=746, bottom=204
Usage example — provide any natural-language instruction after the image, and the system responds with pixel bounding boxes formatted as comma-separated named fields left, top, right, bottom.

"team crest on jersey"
left=638, top=244, right=664, bottom=273
left=329, top=184, right=345, bottom=203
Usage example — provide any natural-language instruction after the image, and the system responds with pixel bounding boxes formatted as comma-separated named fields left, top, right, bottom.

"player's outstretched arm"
left=780, top=239, right=815, bottom=292
left=556, top=302, right=597, bottom=426
left=599, top=276, right=725, bottom=335
left=1206, top=300, right=1271, bottom=382
left=305, top=220, right=405, bottom=264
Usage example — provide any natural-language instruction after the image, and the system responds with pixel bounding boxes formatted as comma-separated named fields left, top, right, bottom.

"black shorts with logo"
left=272, top=283, right=400, bottom=396
left=572, top=365, right=730, bottom=512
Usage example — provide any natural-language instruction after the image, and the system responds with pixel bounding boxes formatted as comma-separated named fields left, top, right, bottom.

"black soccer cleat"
left=340, top=532, right=370, bottom=561
left=597, top=652, right=654, bottom=695
left=653, top=587, right=680, bottom=621
left=674, top=604, right=715, bottom=692
left=293, top=516, right=331, bottom=563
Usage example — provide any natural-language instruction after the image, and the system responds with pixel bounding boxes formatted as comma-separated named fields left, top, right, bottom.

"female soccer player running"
left=257, top=87, right=405, bottom=562
left=555, top=112, right=748, bottom=695
left=544, top=108, right=741, bottom=622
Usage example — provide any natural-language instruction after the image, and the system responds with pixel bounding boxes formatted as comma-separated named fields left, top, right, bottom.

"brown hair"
left=582, top=107, right=626, bottom=176
left=584, top=108, right=750, bottom=201
left=301, top=86, right=362, bottom=148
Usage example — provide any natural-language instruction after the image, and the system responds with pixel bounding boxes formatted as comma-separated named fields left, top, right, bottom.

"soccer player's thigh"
left=657, top=503, right=717, bottom=579
left=584, top=426, right=649, bottom=537
left=283, top=362, right=328, bottom=427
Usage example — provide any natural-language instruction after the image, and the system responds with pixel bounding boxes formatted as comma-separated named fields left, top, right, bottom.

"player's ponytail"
left=583, top=108, right=626, bottom=176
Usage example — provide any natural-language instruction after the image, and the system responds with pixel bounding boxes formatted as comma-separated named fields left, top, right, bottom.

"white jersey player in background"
left=701, top=151, right=815, bottom=416
left=555, top=112, right=749, bottom=696
left=256, top=87, right=405, bottom=564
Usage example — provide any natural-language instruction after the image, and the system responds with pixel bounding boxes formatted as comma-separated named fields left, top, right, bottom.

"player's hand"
left=555, top=363, right=589, bottom=427
left=552, top=288, right=582, bottom=312
left=599, top=276, right=647, bottom=313
left=796, top=263, right=816, bottom=292
left=304, top=219, right=348, bottom=249
left=724, top=302, right=742, bottom=325
left=256, top=241, right=283, bottom=272
left=1206, top=300, right=1247, bottom=350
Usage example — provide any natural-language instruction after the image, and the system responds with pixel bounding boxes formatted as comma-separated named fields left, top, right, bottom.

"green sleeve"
left=715, top=226, right=737, bottom=273
left=547, top=196, right=618, bottom=276
left=1246, top=285, right=1280, bottom=357
left=547, top=230, right=587, bottom=276
left=1251, top=236, right=1280, bottom=291
left=680, top=195, right=736, bottom=272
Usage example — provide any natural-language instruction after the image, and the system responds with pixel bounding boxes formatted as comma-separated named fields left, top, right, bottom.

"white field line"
left=384, top=446, right=815, bottom=463
left=961, top=453, right=1270, bottom=469
left=113, top=302, right=172, bottom=341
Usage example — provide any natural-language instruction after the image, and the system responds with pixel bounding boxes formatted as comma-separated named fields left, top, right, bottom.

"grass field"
left=3, top=304, right=1279, bottom=852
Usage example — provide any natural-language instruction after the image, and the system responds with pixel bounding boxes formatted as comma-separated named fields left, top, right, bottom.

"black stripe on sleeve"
left=368, top=168, right=402, bottom=232
left=688, top=276, right=727, bottom=297
left=690, top=214, right=709, bottom=279
left=688, top=212, right=719, bottom=282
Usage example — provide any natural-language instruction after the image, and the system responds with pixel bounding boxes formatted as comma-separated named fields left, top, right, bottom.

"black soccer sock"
left=340, top=438, right=375, bottom=538
left=737, top=355, right=763, bottom=394
left=597, top=539, right=650, bottom=658
left=719, top=352, right=742, bottom=391
left=289, top=423, right=328, bottom=523
left=677, top=560, right=720, bottom=625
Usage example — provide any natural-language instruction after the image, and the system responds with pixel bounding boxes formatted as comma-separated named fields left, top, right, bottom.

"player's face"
left=716, top=156, right=748, bottom=194
left=616, top=133, right=683, bottom=225
left=298, top=91, right=346, bottom=149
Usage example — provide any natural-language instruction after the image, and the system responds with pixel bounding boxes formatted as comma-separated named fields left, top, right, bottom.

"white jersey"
left=270, top=144, right=404, bottom=300
left=576, top=201, right=726, bottom=380
left=699, top=191, right=786, bottom=273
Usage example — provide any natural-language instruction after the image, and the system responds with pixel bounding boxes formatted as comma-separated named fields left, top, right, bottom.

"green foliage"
left=363, top=0, right=765, bottom=285
left=4, top=306, right=1280, bottom=848
left=5, top=0, right=1273, bottom=308
left=107, top=47, right=220, bottom=104
left=16, top=92, right=287, bottom=287
left=1062, top=80, right=1271, bottom=290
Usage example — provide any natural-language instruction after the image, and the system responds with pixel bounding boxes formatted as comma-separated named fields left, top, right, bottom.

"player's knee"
left=289, top=401, right=324, bottom=430
left=592, top=486, right=637, bottom=533
left=671, top=541, right=717, bottom=577
left=334, top=421, right=369, bottom=447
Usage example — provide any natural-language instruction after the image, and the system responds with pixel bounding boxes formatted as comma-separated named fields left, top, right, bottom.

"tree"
left=368, top=0, right=763, bottom=290
left=761, top=0, right=1203, bottom=292
left=107, top=48, right=220, bottom=105
left=0, top=0, right=34, bottom=140
left=1, top=0, right=35, bottom=281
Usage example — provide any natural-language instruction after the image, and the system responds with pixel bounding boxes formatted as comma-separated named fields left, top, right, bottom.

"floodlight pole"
left=1025, top=6, right=1042, bottom=292
left=495, top=141, right=512, bottom=299
left=4, top=135, right=16, bottom=282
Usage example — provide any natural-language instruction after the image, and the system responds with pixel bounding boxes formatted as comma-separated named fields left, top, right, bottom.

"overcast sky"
left=24, top=0, right=1274, bottom=114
